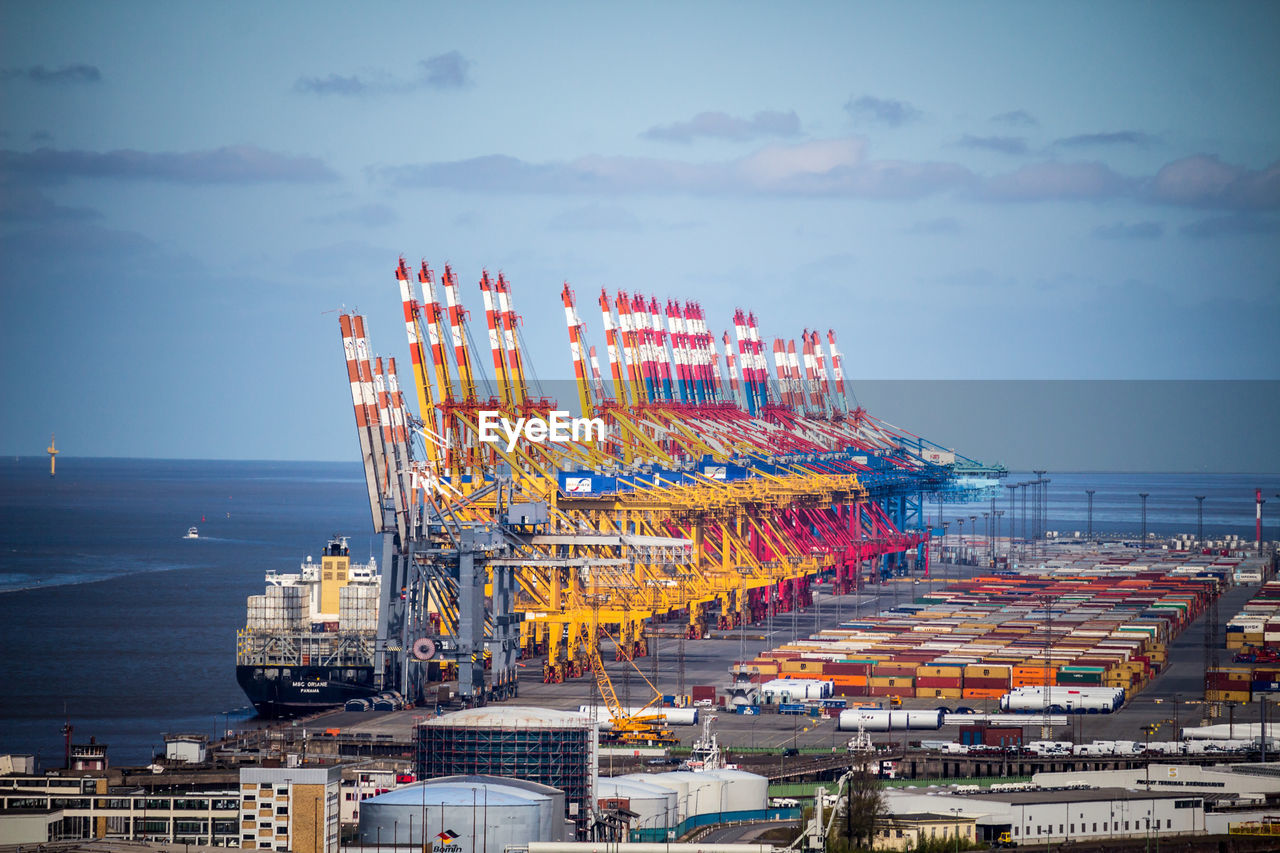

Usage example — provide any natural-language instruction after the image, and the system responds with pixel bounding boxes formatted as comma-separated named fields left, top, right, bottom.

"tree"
left=829, top=764, right=886, bottom=851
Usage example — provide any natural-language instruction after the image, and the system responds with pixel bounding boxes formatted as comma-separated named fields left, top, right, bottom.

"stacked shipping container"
left=735, top=551, right=1229, bottom=706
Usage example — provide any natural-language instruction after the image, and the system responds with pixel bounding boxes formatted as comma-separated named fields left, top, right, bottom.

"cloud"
left=419, top=51, right=471, bottom=89
left=381, top=137, right=974, bottom=200
left=1, top=144, right=337, bottom=185
left=957, top=135, right=1028, bottom=155
left=1179, top=213, right=1280, bottom=238
left=0, top=63, right=101, bottom=84
left=307, top=203, right=398, bottom=227
left=1093, top=221, right=1163, bottom=240
left=1145, top=155, right=1280, bottom=210
left=29, top=131, right=54, bottom=144
left=975, top=161, right=1133, bottom=202
left=844, top=95, right=921, bottom=127
left=641, top=110, right=801, bottom=143
left=295, top=51, right=472, bottom=96
left=549, top=203, right=642, bottom=231
left=991, top=109, right=1037, bottom=127
left=907, top=217, right=961, bottom=235
left=1054, top=131, right=1157, bottom=148
left=377, top=137, right=1280, bottom=213
left=294, top=74, right=366, bottom=96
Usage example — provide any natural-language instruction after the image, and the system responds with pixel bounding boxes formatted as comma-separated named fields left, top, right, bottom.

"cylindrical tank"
left=625, top=771, right=723, bottom=819
left=578, top=705, right=699, bottom=725
left=837, top=709, right=943, bottom=732
left=428, top=775, right=567, bottom=841
left=701, top=769, right=768, bottom=813
left=418, top=707, right=597, bottom=835
left=358, top=780, right=555, bottom=853
left=621, top=773, right=687, bottom=819
left=596, top=777, right=678, bottom=829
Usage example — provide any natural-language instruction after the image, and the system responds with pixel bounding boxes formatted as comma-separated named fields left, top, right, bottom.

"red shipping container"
left=834, top=684, right=868, bottom=697
left=916, top=677, right=963, bottom=689
left=825, top=662, right=873, bottom=676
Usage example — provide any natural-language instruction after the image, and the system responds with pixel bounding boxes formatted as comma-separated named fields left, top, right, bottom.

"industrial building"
left=237, top=766, right=342, bottom=853
left=884, top=786, right=1206, bottom=845
left=415, top=707, right=597, bottom=836
left=0, top=765, right=340, bottom=851
left=874, top=812, right=977, bottom=851
left=1034, top=762, right=1280, bottom=798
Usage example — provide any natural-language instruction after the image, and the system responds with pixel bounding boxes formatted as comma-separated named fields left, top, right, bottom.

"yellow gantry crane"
left=337, top=257, right=935, bottom=692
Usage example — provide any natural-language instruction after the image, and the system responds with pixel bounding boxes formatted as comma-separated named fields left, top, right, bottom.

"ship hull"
left=237, top=664, right=378, bottom=717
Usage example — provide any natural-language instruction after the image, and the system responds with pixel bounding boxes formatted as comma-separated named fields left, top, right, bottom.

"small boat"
left=184, top=526, right=199, bottom=539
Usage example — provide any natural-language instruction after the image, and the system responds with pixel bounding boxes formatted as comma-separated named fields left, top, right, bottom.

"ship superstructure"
left=236, top=536, right=382, bottom=716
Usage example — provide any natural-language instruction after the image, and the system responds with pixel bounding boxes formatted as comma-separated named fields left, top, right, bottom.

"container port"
left=9, top=258, right=1277, bottom=851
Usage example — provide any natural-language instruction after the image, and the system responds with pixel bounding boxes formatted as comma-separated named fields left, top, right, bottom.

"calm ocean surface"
left=1, top=458, right=1277, bottom=767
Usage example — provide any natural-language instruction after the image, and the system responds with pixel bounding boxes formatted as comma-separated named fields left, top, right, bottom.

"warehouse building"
left=1033, top=763, right=1280, bottom=797
left=884, top=786, right=1205, bottom=844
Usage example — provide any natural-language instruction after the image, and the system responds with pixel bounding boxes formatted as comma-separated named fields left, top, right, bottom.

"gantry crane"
left=330, top=256, right=1007, bottom=703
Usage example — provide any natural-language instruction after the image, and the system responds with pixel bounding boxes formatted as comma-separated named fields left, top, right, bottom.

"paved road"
left=696, top=819, right=797, bottom=844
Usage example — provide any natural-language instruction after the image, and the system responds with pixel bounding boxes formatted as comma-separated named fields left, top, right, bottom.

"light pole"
left=950, top=806, right=962, bottom=853
left=1033, top=471, right=1047, bottom=555
left=1138, top=493, right=1150, bottom=547
left=1086, top=490, right=1096, bottom=541
left=1195, top=496, right=1206, bottom=546
left=1007, top=483, right=1018, bottom=560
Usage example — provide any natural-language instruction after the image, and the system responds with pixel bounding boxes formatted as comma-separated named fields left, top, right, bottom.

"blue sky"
left=1, top=1, right=1277, bottom=464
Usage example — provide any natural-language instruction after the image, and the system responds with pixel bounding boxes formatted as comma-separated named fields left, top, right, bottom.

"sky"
left=1, top=1, right=1277, bottom=468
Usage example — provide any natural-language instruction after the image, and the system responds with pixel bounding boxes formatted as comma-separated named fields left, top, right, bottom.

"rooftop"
left=419, top=705, right=593, bottom=729
left=967, top=787, right=1198, bottom=805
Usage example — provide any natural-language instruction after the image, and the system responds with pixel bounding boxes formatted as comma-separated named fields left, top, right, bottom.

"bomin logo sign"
left=432, top=830, right=462, bottom=853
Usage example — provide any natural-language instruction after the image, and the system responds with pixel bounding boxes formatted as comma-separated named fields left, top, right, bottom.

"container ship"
left=236, top=536, right=381, bottom=717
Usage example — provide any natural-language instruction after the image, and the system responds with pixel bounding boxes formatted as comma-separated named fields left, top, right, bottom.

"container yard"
left=735, top=547, right=1260, bottom=718
left=1214, top=579, right=1280, bottom=703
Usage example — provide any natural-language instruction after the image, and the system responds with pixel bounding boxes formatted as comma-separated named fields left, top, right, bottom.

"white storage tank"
left=621, top=773, right=688, bottom=820
left=428, top=775, right=566, bottom=842
left=597, top=777, right=678, bottom=829
left=625, top=771, right=723, bottom=819
left=358, top=780, right=557, bottom=853
left=701, top=769, right=768, bottom=813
